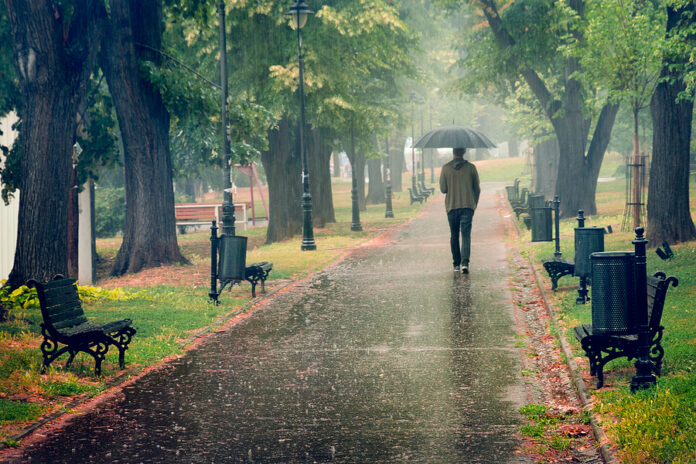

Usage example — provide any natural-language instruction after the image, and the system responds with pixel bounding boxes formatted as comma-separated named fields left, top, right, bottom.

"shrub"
left=94, top=186, right=124, bottom=238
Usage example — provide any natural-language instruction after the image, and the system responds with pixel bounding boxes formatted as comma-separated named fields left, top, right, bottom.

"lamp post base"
left=576, top=276, right=589, bottom=304
left=630, top=360, right=657, bottom=392
left=301, top=241, right=317, bottom=251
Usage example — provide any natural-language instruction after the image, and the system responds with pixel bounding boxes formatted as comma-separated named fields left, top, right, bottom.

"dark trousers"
left=447, top=208, right=474, bottom=267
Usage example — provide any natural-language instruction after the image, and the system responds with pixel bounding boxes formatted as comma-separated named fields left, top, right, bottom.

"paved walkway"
left=13, top=184, right=531, bottom=463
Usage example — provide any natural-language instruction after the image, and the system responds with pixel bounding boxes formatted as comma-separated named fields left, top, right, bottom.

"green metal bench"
left=574, top=272, right=678, bottom=388
left=408, top=188, right=425, bottom=204
left=245, top=262, right=273, bottom=297
left=28, top=276, right=136, bottom=376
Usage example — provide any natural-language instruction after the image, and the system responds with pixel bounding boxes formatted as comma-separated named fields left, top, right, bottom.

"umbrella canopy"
left=413, top=125, right=496, bottom=149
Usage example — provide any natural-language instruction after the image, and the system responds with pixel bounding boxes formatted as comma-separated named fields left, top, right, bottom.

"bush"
left=94, top=186, right=124, bottom=238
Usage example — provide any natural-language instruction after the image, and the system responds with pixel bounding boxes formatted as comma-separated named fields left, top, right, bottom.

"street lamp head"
left=286, top=0, right=313, bottom=29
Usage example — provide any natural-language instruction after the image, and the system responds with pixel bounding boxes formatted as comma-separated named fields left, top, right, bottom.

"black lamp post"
left=287, top=0, right=316, bottom=250
left=630, top=227, right=657, bottom=391
left=219, top=0, right=235, bottom=237
left=350, top=122, right=362, bottom=231
left=410, top=93, right=417, bottom=192
left=211, top=0, right=248, bottom=304
left=420, top=106, right=425, bottom=186
left=385, top=136, right=394, bottom=218
left=429, top=103, right=434, bottom=184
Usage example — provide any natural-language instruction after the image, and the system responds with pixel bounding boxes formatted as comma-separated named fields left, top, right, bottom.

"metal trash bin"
left=590, top=251, right=636, bottom=335
left=528, top=194, right=546, bottom=209
left=506, top=186, right=517, bottom=202
left=218, top=234, right=248, bottom=281
left=531, top=207, right=553, bottom=242
left=574, top=227, right=605, bottom=277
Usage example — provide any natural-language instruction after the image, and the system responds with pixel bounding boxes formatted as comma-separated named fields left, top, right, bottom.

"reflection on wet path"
left=17, top=185, right=528, bottom=463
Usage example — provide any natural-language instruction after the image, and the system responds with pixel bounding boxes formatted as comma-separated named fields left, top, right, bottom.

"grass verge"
left=516, top=170, right=696, bottom=463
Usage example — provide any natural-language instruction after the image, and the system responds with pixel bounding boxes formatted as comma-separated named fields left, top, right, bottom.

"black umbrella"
left=413, top=125, right=496, bottom=149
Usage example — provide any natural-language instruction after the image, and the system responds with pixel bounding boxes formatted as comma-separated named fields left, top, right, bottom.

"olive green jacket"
left=439, top=158, right=480, bottom=212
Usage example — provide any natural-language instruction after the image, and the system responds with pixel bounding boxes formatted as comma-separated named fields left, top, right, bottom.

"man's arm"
left=472, top=167, right=481, bottom=205
left=439, top=167, right=447, bottom=193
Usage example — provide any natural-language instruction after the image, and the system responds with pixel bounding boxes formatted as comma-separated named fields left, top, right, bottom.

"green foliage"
left=94, top=187, right=124, bottom=238
left=662, top=2, right=696, bottom=99
left=0, top=282, right=38, bottom=312
left=561, top=0, right=665, bottom=122
left=0, top=119, right=21, bottom=205
left=139, top=36, right=274, bottom=179
left=0, top=3, right=18, bottom=116
left=76, top=84, right=120, bottom=188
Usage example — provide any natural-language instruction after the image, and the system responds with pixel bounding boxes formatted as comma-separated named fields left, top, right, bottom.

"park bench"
left=419, top=180, right=435, bottom=195
left=408, top=188, right=425, bottom=204
left=245, top=262, right=273, bottom=297
left=27, top=275, right=136, bottom=376
left=505, top=178, right=520, bottom=204
left=511, top=188, right=529, bottom=218
left=574, top=272, right=678, bottom=388
left=175, top=203, right=248, bottom=233
left=414, top=183, right=431, bottom=199
left=542, top=256, right=575, bottom=291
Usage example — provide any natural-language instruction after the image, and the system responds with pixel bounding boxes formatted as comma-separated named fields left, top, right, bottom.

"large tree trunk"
left=366, top=156, right=385, bottom=204
left=4, top=0, right=105, bottom=289
left=553, top=101, right=618, bottom=217
left=533, top=137, right=559, bottom=199
left=481, top=0, right=618, bottom=218
left=388, top=131, right=404, bottom=192
left=100, top=0, right=186, bottom=276
left=307, top=126, right=335, bottom=227
left=646, top=5, right=696, bottom=245
left=261, top=117, right=301, bottom=243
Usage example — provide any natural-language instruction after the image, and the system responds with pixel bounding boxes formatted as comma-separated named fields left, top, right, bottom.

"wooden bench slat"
left=45, top=300, right=83, bottom=319
left=49, top=308, right=87, bottom=327
left=41, top=278, right=78, bottom=290
left=43, top=291, right=81, bottom=307
left=53, top=316, right=90, bottom=331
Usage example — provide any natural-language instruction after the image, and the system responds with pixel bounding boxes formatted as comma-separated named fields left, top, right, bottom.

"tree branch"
left=478, top=1, right=557, bottom=118
left=586, top=102, right=619, bottom=175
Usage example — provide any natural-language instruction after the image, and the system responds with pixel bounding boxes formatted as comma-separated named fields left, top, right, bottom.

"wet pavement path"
left=15, top=184, right=530, bottom=463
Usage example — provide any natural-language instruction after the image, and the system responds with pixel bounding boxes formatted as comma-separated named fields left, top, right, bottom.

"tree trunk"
left=553, top=102, right=619, bottom=217
left=100, top=0, right=187, bottom=276
left=480, top=1, right=618, bottom=218
left=647, top=5, right=696, bottom=245
left=366, top=156, right=385, bottom=204
left=4, top=0, right=105, bottom=289
left=389, top=131, right=404, bottom=192
left=533, top=137, right=559, bottom=199
left=333, top=151, right=341, bottom=177
left=261, top=117, right=301, bottom=243
left=355, top=150, right=366, bottom=211
left=307, top=126, right=335, bottom=227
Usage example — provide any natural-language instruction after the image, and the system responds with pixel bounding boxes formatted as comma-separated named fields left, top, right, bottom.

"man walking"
left=439, top=148, right=480, bottom=273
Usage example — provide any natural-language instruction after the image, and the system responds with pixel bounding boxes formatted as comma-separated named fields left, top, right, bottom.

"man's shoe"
left=453, top=265, right=461, bottom=273
left=461, top=265, right=469, bottom=274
